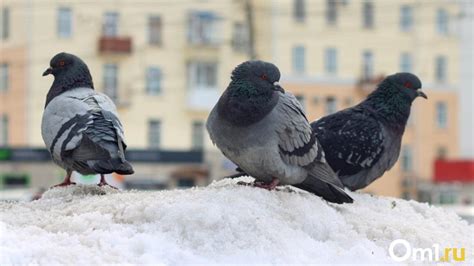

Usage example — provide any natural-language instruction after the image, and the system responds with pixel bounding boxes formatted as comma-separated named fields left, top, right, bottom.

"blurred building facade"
left=0, top=0, right=463, bottom=199
left=252, top=0, right=461, bottom=199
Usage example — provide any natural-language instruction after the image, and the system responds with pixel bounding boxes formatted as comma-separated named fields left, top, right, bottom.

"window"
left=148, top=15, right=162, bottom=45
left=177, top=178, right=195, bottom=188
left=148, top=120, right=161, bottom=148
left=436, top=102, right=448, bottom=129
left=326, top=0, right=337, bottom=25
left=0, top=114, right=7, bottom=145
left=400, top=53, right=413, bottom=72
left=362, top=50, right=374, bottom=80
left=439, top=190, right=456, bottom=205
left=188, top=11, right=218, bottom=45
left=191, top=121, right=204, bottom=150
left=401, top=191, right=411, bottom=200
left=187, top=61, right=217, bottom=90
left=295, top=95, right=306, bottom=111
left=124, top=180, right=167, bottom=190
left=436, top=8, right=449, bottom=35
left=57, top=7, right=72, bottom=38
left=418, top=190, right=432, bottom=204
left=0, top=63, right=8, bottom=91
left=292, top=45, right=306, bottom=74
left=1, top=7, right=9, bottom=40
left=362, top=1, right=374, bottom=28
left=435, top=56, right=447, bottom=82
left=103, top=64, right=118, bottom=101
left=437, top=146, right=448, bottom=159
left=146, top=67, right=162, bottom=95
left=1, top=174, right=29, bottom=189
left=401, top=145, right=413, bottom=172
left=400, top=5, right=413, bottom=32
left=232, top=22, right=249, bottom=52
left=324, top=48, right=338, bottom=74
left=103, top=12, right=119, bottom=37
left=293, top=0, right=306, bottom=22
left=325, top=97, right=337, bottom=114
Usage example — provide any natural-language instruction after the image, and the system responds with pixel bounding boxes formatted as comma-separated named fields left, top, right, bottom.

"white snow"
left=1, top=176, right=473, bottom=264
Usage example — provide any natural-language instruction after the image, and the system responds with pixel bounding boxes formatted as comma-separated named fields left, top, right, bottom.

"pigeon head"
left=231, top=60, right=284, bottom=94
left=216, top=60, right=283, bottom=126
left=43, top=52, right=94, bottom=107
left=385, top=72, right=426, bottom=102
left=364, top=72, right=426, bottom=129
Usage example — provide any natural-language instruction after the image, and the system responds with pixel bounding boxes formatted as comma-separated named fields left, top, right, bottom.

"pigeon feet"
left=237, top=178, right=280, bottom=190
left=51, top=181, right=76, bottom=188
left=253, top=178, right=280, bottom=190
left=97, top=181, right=118, bottom=189
left=51, top=171, right=75, bottom=188
left=98, top=175, right=118, bottom=189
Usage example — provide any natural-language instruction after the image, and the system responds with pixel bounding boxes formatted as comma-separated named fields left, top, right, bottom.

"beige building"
left=251, top=0, right=460, bottom=198
left=0, top=0, right=461, bottom=198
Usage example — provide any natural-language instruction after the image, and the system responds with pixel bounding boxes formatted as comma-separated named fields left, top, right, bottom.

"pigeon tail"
left=90, top=158, right=134, bottom=175
left=294, top=175, right=354, bottom=204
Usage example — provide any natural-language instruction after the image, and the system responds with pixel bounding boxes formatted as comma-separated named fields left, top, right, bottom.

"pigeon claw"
left=253, top=178, right=280, bottom=190
left=97, top=181, right=118, bottom=190
left=51, top=181, right=76, bottom=188
left=98, top=174, right=118, bottom=189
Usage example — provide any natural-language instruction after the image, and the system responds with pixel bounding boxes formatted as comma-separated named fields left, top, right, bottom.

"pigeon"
left=41, top=52, right=134, bottom=187
left=206, top=60, right=353, bottom=204
left=311, top=73, right=427, bottom=190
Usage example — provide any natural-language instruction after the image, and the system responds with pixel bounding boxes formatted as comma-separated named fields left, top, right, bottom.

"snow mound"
left=1, top=177, right=472, bottom=264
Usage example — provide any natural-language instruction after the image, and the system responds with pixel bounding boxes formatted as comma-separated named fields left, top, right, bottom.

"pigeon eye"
left=260, top=74, right=268, bottom=80
left=404, top=81, right=412, bottom=89
left=58, top=60, right=65, bottom=67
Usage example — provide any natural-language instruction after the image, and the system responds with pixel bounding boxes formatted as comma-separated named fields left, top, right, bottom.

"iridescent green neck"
left=363, top=80, right=412, bottom=131
left=217, top=80, right=279, bottom=126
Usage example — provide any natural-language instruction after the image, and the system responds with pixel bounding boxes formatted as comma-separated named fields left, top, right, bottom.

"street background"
left=0, top=0, right=473, bottom=222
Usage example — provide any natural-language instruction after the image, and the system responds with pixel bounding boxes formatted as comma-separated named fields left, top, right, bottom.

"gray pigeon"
left=311, top=73, right=426, bottom=190
left=207, top=60, right=353, bottom=204
left=41, top=52, right=134, bottom=187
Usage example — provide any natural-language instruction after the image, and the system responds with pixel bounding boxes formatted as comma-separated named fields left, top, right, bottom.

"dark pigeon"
left=207, top=60, right=353, bottom=204
left=41, top=52, right=134, bottom=188
left=311, top=73, right=427, bottom=190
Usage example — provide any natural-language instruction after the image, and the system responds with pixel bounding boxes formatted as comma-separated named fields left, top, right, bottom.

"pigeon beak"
left=42, top=67, right=53, bottom=76
left=273, top=81, right=285, bottom=93
left=417, top=90, right=427, bottom=99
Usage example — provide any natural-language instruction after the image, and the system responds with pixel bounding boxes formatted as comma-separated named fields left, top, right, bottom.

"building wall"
left=0, top=1, right=29, bottom=146
left=459, top=0, right=474, bottom=159
left=258, top=0, right=460, bottom=197
left=0, top=0, right=462, bottom=198
left=255, top=0, right=459, bottom=83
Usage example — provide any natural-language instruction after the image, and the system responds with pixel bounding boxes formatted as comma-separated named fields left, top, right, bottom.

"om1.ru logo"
left=389, top=239, right=466, bottom=262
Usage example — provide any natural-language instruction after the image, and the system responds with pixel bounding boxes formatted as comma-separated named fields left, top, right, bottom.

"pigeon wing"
left=311, top=108, right=385, bottom=177
left=274, top=93, right=343, bottom=187
left=42, top=89, right=127, bottom=164
left=71, top=93, right=127, bottom=162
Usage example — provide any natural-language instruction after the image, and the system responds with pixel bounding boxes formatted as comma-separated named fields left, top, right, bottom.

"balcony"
left=98, top=36, right=132, bottom=54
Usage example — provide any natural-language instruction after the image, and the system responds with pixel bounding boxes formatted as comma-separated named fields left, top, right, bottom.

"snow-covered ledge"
left=1, top=177, right=472, bottom=264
